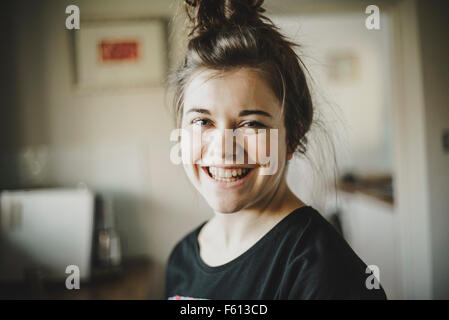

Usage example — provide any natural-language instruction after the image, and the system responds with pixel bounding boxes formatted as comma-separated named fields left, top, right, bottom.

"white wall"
left=391, top=0, right=449, bottom=299
left=416, top=0, right=449, bottom=299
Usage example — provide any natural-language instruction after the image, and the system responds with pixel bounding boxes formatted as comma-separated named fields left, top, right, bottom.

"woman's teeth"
left=207, top=167, right=251, bottom=182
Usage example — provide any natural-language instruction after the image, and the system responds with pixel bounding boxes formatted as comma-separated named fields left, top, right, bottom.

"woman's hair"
left=169, top=0, right=314, bottom=156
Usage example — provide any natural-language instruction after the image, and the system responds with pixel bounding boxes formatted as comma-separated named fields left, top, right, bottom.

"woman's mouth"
left=201, top=166, right=254, bottom=183
left=208, top=166, right=252, bottom=182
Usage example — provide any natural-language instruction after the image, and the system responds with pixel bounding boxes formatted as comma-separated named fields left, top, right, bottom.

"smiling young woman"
left=165, top=0, right=387, bottom=300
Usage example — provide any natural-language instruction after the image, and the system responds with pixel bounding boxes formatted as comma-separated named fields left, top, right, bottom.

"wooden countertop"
left=0, top=258, right=153, bottom=300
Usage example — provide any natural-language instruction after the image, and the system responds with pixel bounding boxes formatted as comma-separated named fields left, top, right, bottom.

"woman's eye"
left=242, top=121, right=266, bottom=128
left=192, top=118, right=212, bottom=127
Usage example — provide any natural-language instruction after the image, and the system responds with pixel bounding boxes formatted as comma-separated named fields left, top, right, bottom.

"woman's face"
left=181, top=67, right=290, bottom=213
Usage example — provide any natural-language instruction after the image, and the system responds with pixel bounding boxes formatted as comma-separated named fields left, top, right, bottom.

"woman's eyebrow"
left=185, top=108, right=272, bottom=118
left=239, top=109, right=272, bottom=118
left=186, top=108, right=211, bottom=115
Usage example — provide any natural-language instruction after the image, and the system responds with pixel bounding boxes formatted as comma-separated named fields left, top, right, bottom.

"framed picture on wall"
left=74, top=18, right=167, bottom=90
left=326, top=50, right=360, bottom=83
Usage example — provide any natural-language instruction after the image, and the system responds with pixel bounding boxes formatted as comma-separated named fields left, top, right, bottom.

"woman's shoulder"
left=283, top=206, right=364, bottom=267
left=282, top=206, right=348, bottom=247
left=279, top=206, right=387, bottom=299
left=167, top=221, right=206, bottom=263
left=275, top=206, right=337, bottom=247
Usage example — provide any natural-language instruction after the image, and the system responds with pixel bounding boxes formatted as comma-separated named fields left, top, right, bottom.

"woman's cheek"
left=180, top=126, right=203, bottom=165
left=258, top=128, right=281, bottom=176
left=179, top=128, right=203, bottom=185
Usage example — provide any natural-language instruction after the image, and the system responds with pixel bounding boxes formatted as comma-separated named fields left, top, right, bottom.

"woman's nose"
left=203, top=129, right=236, bottom=164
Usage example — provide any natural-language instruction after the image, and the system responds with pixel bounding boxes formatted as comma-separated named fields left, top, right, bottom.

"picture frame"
left=73, top=18, right=168, bottom=90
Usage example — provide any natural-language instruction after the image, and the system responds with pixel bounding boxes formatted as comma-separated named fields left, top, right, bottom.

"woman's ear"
left=286, top=143, right=294, bottom=161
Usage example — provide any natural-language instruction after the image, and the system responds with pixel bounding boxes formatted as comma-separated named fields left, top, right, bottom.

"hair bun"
left=184, top=0, right=266, bottom=37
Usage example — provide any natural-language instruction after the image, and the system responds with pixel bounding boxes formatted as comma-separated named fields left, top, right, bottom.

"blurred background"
left=0, top=0, right=448, bottom=299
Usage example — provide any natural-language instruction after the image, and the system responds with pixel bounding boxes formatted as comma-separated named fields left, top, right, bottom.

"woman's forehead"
left=183, top=67, right=281, bottom=117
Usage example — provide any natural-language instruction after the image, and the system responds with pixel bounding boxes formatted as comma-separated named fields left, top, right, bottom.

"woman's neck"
left=205, top=180, right=305, bottom=250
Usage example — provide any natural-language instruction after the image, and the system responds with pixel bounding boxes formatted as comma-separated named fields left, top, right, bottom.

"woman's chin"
left=206, top=197, right=245, bottom=214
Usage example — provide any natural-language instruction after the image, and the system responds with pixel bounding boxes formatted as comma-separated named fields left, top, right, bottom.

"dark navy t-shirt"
left=165, top=206, right=387, bottom=300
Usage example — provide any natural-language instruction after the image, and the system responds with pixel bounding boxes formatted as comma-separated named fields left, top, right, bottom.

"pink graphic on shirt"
left=168, top=295, right=208, bottom=300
